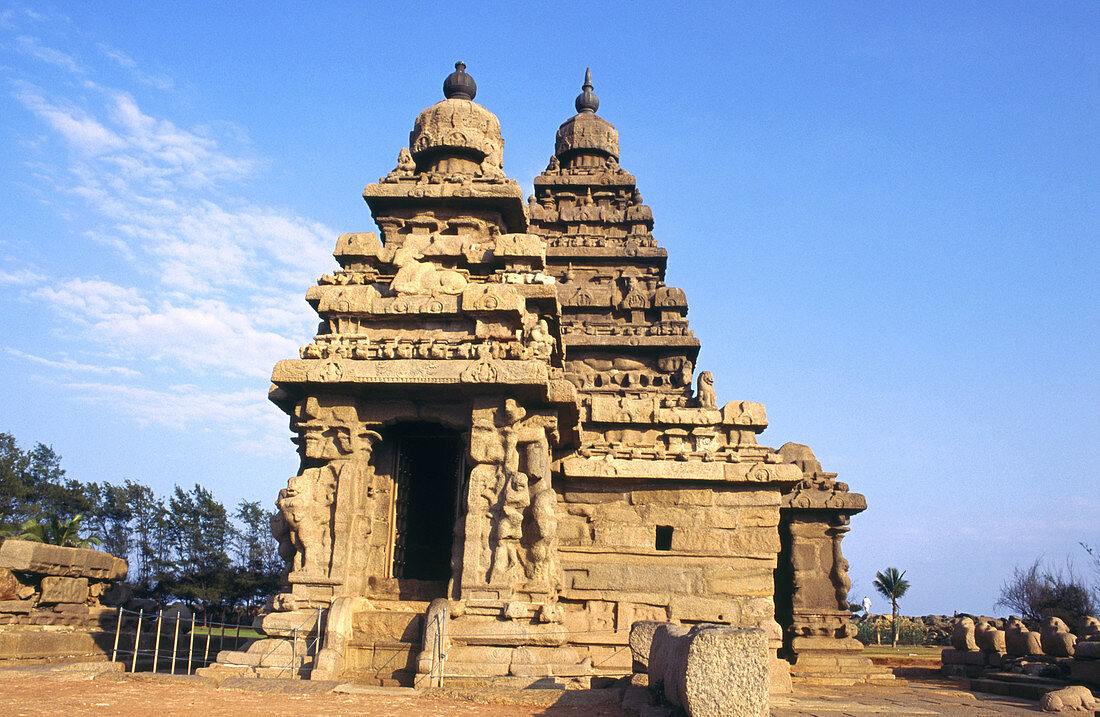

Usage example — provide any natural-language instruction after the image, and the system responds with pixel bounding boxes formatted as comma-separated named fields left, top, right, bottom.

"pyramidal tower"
left=207, top=65, right=884, bottom=688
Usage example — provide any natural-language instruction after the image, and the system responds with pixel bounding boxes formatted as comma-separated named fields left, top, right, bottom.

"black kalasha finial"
left=575, top=67, right=599, bottom=114
left=443, top=61, right=477, bottom=100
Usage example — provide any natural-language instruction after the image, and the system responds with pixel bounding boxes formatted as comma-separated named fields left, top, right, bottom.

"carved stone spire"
left=575, top=68, right=599, bottom=114
left=555, top=67, right=619, bottom=162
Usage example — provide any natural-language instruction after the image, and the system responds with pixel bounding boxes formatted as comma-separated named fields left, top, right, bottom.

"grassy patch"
left=190, top=626, right=264, bottom=640
left=861, top=645, right=942, bottom=657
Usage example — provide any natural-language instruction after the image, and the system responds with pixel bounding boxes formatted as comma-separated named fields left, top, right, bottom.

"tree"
left=9, top=513, right=101, bottom=548
left=873, top=567, right=911, bottom=647
left=159, top=485, right=235, bottom=608
left=996, top=558, right=1097, bottom=624
left=0, top=433, right=78, bottom=528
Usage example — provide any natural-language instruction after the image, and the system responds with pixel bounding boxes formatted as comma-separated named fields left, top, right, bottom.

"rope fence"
left=105, top=604, right=632, bottom=680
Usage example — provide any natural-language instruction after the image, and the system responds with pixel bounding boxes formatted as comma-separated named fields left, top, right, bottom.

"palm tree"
left=0, top=514, right=101, bottom=548
left=873, top=567, right=911, bottom=647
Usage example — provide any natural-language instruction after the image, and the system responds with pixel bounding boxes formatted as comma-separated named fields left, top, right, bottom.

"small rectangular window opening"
left=655, top=525, right=673, bottom=551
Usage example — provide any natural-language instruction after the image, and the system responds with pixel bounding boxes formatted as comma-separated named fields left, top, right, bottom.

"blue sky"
left=1, top=1, right=1096, bottom=617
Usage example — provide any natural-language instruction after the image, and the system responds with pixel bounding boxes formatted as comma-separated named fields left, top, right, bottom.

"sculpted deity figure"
left=396, top=147, right=415, bottom=174
left=527, top=194, right=545, bottom=222
left=526, top=318, right=553, bottom=360
left=830, top=538, right=852, bottom=610
left=490, top=468, right=530, bottom=584
left=525, top=440, right=558, bottom=587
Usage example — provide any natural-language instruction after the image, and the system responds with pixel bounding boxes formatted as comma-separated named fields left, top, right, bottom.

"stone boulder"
left=0, top=567, right=19, bottom=601
left=1039, top=685, right=1095, bottom=712
left=950, top=617, right=978, bottom=651
left=99, top=582, right=133, bottom=607
left=1076, top=641, right=1100, bottom=660
left=39, top=576, right=89, bottom=605
left=1041, top=617, right=1076, bottom=658
left=649, top=623, right=768, bottom=717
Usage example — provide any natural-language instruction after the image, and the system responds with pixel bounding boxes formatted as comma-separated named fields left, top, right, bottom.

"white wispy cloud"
left=0, top=267, right=46, bottom=285
left=4, top=22, right=334, bottom=450
left=63, top=380, right=285, bottom=439
left=14, top=34, right=83, bottom=74
left=5, top=347, right=140, bottom=377
left=95, top=43, right=173, bottom=90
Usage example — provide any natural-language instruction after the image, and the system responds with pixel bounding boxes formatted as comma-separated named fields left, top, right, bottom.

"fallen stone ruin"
left=0, top=539, right=128, bottom=664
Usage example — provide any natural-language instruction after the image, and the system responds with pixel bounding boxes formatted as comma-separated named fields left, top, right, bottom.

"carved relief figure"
left=277, top=468, right=337, bottom=575
left=391, top=235, right=468, bottom=295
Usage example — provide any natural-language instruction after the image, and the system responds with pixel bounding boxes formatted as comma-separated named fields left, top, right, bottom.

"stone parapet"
left=0, top=540, right=127, bottom=581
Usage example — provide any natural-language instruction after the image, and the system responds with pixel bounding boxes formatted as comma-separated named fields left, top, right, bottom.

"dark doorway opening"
left=391, top=423, right=462, bottom=583
left=774, top=518, right=795, bottom=659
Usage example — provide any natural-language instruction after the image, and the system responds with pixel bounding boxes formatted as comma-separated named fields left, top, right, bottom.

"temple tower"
left=202, top=65, right=880, bottom=688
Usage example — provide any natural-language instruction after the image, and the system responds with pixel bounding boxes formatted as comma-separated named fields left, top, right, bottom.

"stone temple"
left=243, top=63, right=886, bottom=687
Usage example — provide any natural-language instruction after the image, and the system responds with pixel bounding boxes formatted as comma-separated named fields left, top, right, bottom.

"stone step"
left=340, top=667, right=416, bottom=687
left=352, top=608, right=424, bottom=644
left=215, top=648, right=312, bottom=669
left=958, top=673, right=1068, bottom=702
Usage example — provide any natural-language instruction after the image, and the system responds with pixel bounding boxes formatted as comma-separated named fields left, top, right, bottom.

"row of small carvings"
left=542, top=234, right=660, bottom=248
left=306, top=283, right=528, bottom=315
left=299, top=335, right=552, bottom=362
left=527, top=204, right=654, bottom=226
left=571, top=442, right=772, bottom=464
left=379, top=169, right=510, bottom=185
left=558, top=287, right=688, bottom=310
left=331, top=231, right=545, bottom=264
left=317, top=269, right=554, bottom=288
left=560, top=323, right=691, bottom=337
left=564, top=368, right=690, bottom=392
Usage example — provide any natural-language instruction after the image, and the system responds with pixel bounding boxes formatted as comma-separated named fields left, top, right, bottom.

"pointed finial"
left=443, top=61, right=477, bottom=100
left=575, top=67, right=599, bottom=114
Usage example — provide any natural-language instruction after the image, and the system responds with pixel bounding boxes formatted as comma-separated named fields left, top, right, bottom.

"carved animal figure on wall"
left=277, top=468, right=337, bottom=576
left=951, top=617, right=978, bottom=651
left=1040, top=616, right=1076, bottom=657
left=1080, top=616, right=1100, bottom=640
left=974, top=619, right=1007, bottom=653
left=390, top=236, right=468, bottom=295
left=696, top=371, right=717, bottom=409
left=1005, top=617, right=1043, bottom=656
left=1039, top=685, right=1095, bottom=713
left=270, top=511, right=295, bottom=569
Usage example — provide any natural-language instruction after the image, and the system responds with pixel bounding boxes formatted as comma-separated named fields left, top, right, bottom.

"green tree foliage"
left=873, top=567, right=911, bottom=647
left=0, top=431, right=285, bottom=614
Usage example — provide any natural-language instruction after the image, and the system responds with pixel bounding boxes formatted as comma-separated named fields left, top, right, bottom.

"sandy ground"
left=0, top=672, right=628, bottom=717
left=0, top=663, right=1057, bottom=716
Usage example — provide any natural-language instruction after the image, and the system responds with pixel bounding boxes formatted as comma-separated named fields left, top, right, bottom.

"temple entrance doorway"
left=390, top=423, right=463, bottom=586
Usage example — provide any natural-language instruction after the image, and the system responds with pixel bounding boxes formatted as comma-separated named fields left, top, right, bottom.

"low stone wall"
left=0, top=540, right=129, bottom=664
